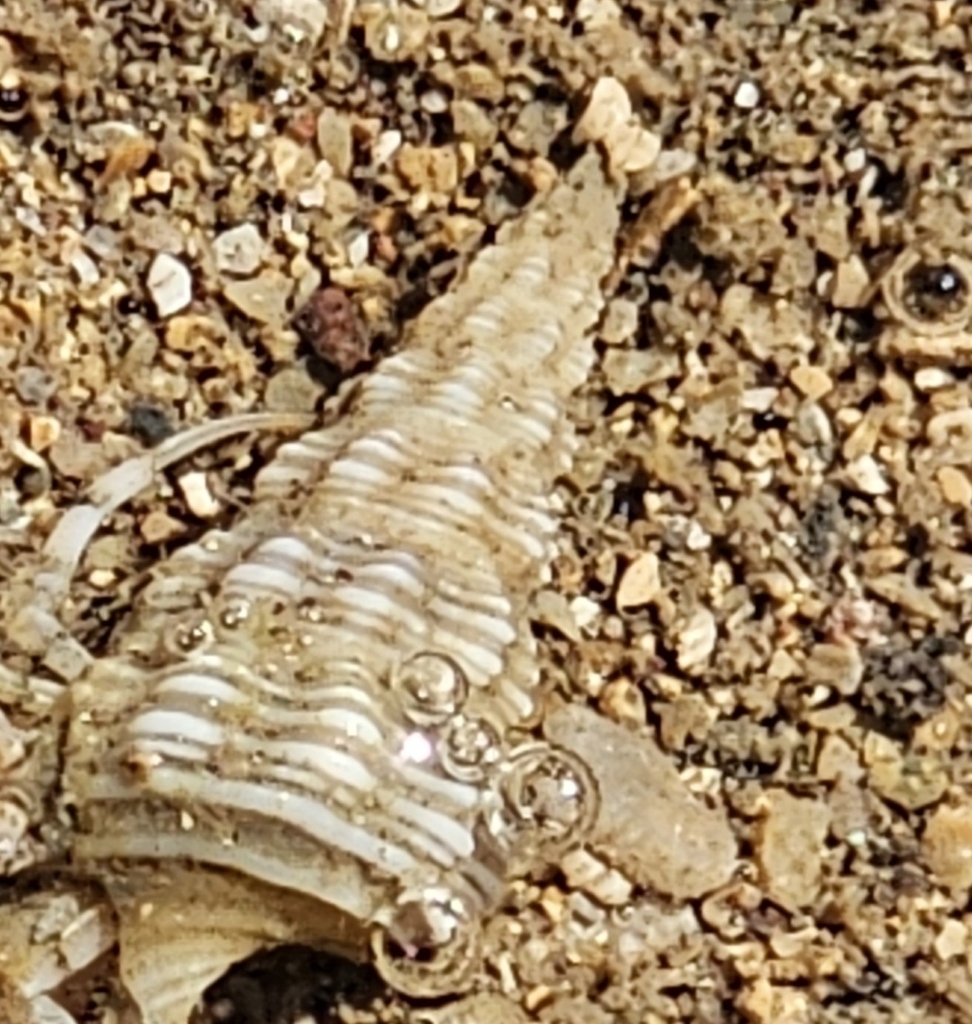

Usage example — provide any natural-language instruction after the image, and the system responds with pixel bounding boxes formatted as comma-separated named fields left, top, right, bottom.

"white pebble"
left=147, top=253, right=192, bottom=318
left=843, top=146, right=868, bottom=174
left=845, top=454, right=889, bottom=496
left=373, top=129, right=402, bottom=165
left=178, top=471, right=221, bottom=518
left=70, top=250, right=100, bottom=287
left=569, top=595, right=601, bottom=633
left=213, top=223, right=266, bottom=275
left=733, top=81, right=760, bottom=110
left=347, top=231, right=370, bottom=268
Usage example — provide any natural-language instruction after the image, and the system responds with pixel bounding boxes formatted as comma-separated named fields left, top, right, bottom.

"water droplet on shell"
left=439, top=715, right=502, bottom=782
left=498, top=742, right=600, bottom=859
left=393, top=651, right=469, bottom=726
left=371, top=887, right=480, bottom=998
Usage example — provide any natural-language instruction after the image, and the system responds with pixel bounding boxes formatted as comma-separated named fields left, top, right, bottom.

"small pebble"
left=178, top=471, right=220, bottom=518
left=544, top=704, right=737, bottom=899
left=70, top=249, right=100, bottom=287
left=676, top=607, right=717, bottom=672
left=213, top=224, right=266, bottom=275
left=14, top=366, right=57, bottom=405
left=140, top=510, right=186, bottom=544
left=923, top=803, right=972, bottom=888
left=127, top=402, right=174, bottom=447
left=615, top=551, right=661, bottom=610
left=938, top=466, right=972, bottom=506
left=222, top=271, right=292, bottom=326
left=147, top=253, right=193, bottom=318
left=293, top=286, right=367, bottom=374
left=844, top=454, right=889, bottom=495
left=733, top=80, right=761, bottom=109
left=934, top=918, right=968, bottom=960
left=790, top=364, right=833, bottom=401
left=756, top=790, right=831, bottom=909
left=264, top=366, right=322, bottom=413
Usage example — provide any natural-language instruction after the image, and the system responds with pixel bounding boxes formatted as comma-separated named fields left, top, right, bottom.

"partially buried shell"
left=56, top=153, right=620, bottom=1024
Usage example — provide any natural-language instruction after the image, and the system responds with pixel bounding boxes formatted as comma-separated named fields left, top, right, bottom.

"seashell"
left=3, top=151, right=623, bottom=1023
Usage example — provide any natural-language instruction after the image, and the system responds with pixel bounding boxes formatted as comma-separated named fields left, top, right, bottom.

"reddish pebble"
left=293, top=286, right=368, bottom=375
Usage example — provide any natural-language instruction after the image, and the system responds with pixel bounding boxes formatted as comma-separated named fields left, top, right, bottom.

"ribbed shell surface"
left=64, top=154, right=622, bottom=947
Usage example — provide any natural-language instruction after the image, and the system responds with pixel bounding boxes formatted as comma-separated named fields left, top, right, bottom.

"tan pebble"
left=264, top=367, right=322, bottom=413
left=615, top=551, right=660, bottom=610
left=253, top=0, right=329, bottom=43
left=316, top=108, right=353, bottom=177
left=178, top=471, right=220, bottom=518
left=789, top=364, right=833, bottom=401
left=538, top=886, right=566, bottom=924
left=574, top=77, right=660, bottom=175
left=396, top=143, right=459, bottom=194
left=532, top=589, right=581, bottom=642
left=924, top=804, right=972, bottom=888
left=600, top=297, right=639, bottom=346
left=866, top=732, right=947, bottom=811
left=737, top=978, right=810, bottom=1024
left=865, top=573, right=941, bottom=621
left=816, top=734, right=863, bottom=783
left=913, top=707, right=961, bottom=752
left=938, top=466, right=972, bottom=506
left=934, top=918, right=968, bottom=960
left=830, top=255, right=871, bottom=308
left=28, top=415, right=61, bottom=452
left=545, top=704, right=737, bottom=899
left=657, top=694, right=712, bottom=750
left=597, top=677, right=646, bottom=726
left=523, top=987, right=554, bottom=1014
left=828, top=778, right=870, bottom=841
left=756, top=790, right=831, bottom=910
left=676, top=607, right=717, bottom=672
left=139, top=510, right=186, bottom=544
left=928, top=408, right=972, bottom=447
left=803, top=642, right=862, bottom=696
left=222, top=271, right=292, bottom=327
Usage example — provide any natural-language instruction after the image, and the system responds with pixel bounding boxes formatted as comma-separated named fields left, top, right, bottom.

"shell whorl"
left=63, top=154, right=621, bottom=999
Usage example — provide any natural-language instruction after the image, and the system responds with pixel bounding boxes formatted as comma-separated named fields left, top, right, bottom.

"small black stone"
left=127, top=401, right=174, bottom=447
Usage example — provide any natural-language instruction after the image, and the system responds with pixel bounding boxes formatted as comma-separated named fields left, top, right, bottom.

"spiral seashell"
left=58, top=152, right=622, bottom=1018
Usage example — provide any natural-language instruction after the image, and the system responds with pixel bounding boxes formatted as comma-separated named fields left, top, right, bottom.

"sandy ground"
left=5, top=1, right=972, bottom=1022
